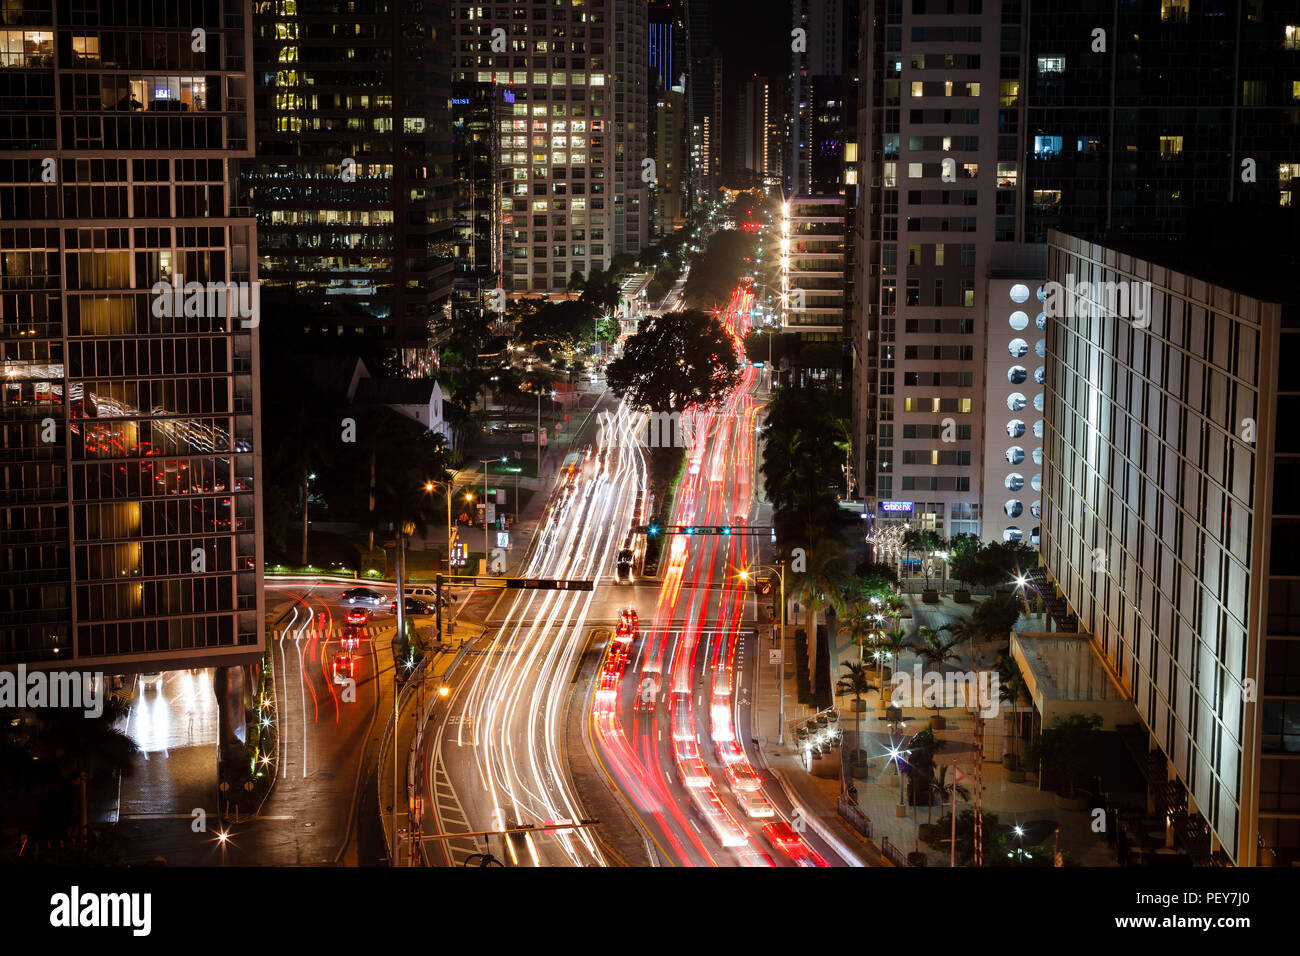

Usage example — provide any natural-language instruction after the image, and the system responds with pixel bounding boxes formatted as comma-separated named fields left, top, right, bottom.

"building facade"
left=453, top=0, right=638, bottom=293
left=0, top=0, right=264, bottom=672
left=854, top=0, right=1018, bottom=539
left=452, top=80, right=505, bottom=329
left=1040, top=229, right=1298, bottom=866
left=245, top=0, right=455, bottom=364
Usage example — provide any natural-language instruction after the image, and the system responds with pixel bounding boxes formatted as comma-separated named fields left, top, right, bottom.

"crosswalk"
left=429, top=752, right=480, bottom=866
left=270, top=624, right=395, bottom=641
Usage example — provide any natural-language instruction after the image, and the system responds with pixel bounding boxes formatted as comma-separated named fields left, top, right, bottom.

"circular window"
left=1008, top=365, right=1028, bottom=384
left=1035, top=338, right=1046, bottom=358
left=1007, top=392, right=1027, bottom=412
left=1032, top=447, right=1043, bottom=466
left=1031, top=474, right=1043, bottom=492
left=1030, top=526, right=1041, bottom=545
left=1009, top=310, right=1029, bottom=331
left=1003, top=527, right=1023, bottom=543
left=1033, top=420, right=1044, bottom=439
left=1006, top=419, right=1026, bottom=438
left=1010, top=283, right=1030, bottom=303
left=1034, top=366, right=1045, bottom=385
left=1004, top=500, right=1023, bottom=518
left=1036, top=285, right=1046, bottom=302
left=1009, top=338, right=1029, bottom=358
left=1033, top=393, right=1045, bottom=413
left=1005, top=473, right=1025, bottom=491
left=1035, top=311, right=1047, bottom=330
left=1030, top=500, right=1041, bottom=519
left=1006, top=446, right=1025, bottom=465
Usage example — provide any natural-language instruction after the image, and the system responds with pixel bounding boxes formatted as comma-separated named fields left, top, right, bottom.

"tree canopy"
left=606, top=309, right=741, bottom=411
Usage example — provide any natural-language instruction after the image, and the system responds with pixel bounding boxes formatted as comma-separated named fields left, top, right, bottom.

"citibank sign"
left=880, top=500, right=914, bottom=514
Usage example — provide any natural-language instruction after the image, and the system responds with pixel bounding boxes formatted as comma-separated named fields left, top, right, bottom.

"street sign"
left=523, top=432, right=535, bottom=443
left=769, top=649, right=782, bottom=665
left=496, top=531, right=511, bottom=549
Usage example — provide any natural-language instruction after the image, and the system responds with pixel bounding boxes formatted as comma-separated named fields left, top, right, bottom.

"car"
left=331, top=653, right=356, bottom=685
left=762, top=821, right=829, bottom=867
left=341, top=587, right=383, bottom=607
left=618, top=607, right=639, bottom=631
left=390, top=596, right=433, bottom=615
left=139, top=672, right=164, bottom=689
left=344, top=608, right=370, bottom=626
left=737, top=790, right=775, bottom=819
left=340, top=626, right=362, bottom=650
left=725, top=762, right=763, bottom=793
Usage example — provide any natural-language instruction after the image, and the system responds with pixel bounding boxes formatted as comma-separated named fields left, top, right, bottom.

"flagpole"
left=950, top=780, right=957, bottom=867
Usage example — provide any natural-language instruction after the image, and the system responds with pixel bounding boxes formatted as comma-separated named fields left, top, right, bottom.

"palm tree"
left=837, top=602, right=877, bottom=663
left=836, top=661, right=875, bottom=756
left=997, top=654, right=1027, bottom=763
left=926, top=764, right=972, bottom=825
left=941, top=619, right=979, bottom=670
left=910, top=627, right=960, bottom=716
left=788, top=543, right=850, bottom=658
left=31, top=697, right=139, bottom=837
left=876, top=627, right=911, bottom=692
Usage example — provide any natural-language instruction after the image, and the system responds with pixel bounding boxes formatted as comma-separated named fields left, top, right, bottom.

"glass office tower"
left=0, top=0, right=264, bottom=670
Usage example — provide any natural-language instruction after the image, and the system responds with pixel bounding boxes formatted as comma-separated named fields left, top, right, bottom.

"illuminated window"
left=1037, top=56, right=1065, bottom=74
left=1159, top=135, right=1184, bottom=159
left=958, top=398, right=972, bottom=414
left=908, top=163, right=923, bottom=178
left=911, top=81, right=924, bottom=97
left=1287, top=25, right=1300, bottom=49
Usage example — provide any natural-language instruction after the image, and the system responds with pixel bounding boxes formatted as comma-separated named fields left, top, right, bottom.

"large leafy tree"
left=606, top=309, right=741, bottom=411
left=517, top=300, right=603, bottom=357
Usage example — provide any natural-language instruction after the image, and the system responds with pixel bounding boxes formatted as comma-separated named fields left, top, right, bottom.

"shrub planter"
left=922, top=588, right=940, bottom=604
left=1003, top=752, right=1026, bottom=782
left=930, top=714, right=946, bottom=731
left=953, top=589, right=972, bottom=604
left=850, top=698, right=866, bottom=712
left=907, top=851, right=929, bottom=867
left=1054, top=788, right=1091, bottom=811
left=850, top=760, right=871, bottom=780
left=895, top=803, right=907, bottom=818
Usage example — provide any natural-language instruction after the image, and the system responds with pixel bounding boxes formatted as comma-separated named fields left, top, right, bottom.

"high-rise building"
left=453, top=0, right=640, bottom=292
left=684, top=0, right=722, bottom=204
left=790, top=0, right=853, bottom=195
left=614, top=0, right=649, bottom=257
left=245, top=0, right=455, bottom=365
left=853, top=0, right=1015, bottom=539
left=653, top=81, right=688, bottom=235
left=0, top=3, right=264, bottom=678
left=1022, top=1, right=1300, bottom=244
left=452, top=81, right=505, bottom=330
left=738, top=74, right=776, bottom=183
left=1039, top=224, right=1300, bottom=866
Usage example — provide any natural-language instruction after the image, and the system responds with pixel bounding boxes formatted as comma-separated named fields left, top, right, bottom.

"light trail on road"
left=418, top=400, right=647, bottom=866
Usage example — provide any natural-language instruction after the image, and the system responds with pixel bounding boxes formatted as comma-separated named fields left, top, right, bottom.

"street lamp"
left=423, top=478, right=454, bottom=570
left=476, top=457, right=508, bottom=573
left=738, top=562, right=788, bottom=744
